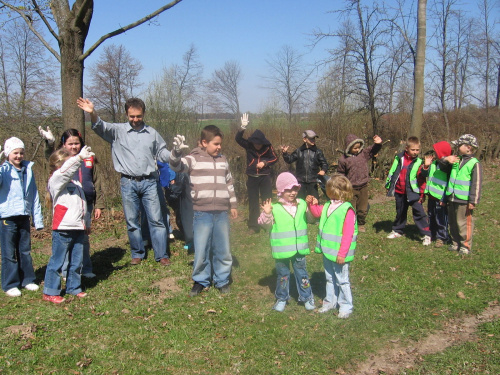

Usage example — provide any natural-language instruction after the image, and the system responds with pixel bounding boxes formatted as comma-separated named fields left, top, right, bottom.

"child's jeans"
left=427, top=198, right=449, bottom=242
left=392, top=193, right=430, bottom=236
left=322, top=256, right=353, bottom=314
left=274, top=254, right=313, bottom=303
left=43, top=230, right=84, bottom=296
left=0, top=216, right=35, bottom=291
left=192, top=210, right=232, bottom=288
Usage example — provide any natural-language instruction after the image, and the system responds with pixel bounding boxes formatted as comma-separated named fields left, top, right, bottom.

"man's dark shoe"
left=217, top=284, right=230, bottom=294
left=130, top=258, right=142, bottom=265
left=159, top=258, right=171, bottom=266
left=189, top=282, right=204, bottom=297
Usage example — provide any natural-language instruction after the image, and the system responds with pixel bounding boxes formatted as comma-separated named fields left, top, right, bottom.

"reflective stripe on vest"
left=424, top=163, right=448, bottom=199
left=446, top=158, right=478, bottom=200
left=315, top=201, right=357, bottom=262
left=270, top=199, right=310, bottom=259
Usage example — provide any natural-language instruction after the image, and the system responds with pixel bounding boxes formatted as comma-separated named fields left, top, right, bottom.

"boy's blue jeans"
left=427, top=198, right=449, bottom=242
left=274, top=254, right=313, bottom=303
left=43, top=230, right=84, bottom=296
left=0, top=216, right=35, bottom=291
left=322, top=256, right=353, bottom=314
left=192, top=210, right=232, bottom=288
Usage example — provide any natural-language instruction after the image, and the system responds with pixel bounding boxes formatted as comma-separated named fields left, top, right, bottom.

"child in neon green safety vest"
left=258, top=172, right=315, bottom=313
left=308, top=174, right=357, bottom=319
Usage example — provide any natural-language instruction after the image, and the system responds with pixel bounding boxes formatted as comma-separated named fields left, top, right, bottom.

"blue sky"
left=84, top=0, right=338, bottom=113
left=82, top=0, right=487, bottom=113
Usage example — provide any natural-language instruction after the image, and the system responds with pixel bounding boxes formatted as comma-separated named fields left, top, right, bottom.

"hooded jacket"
left=0, top=160, right=43, bottom=229
left=337, top=134, right=382, bottom=188
left=169, top=147, right=237, bottom=212
left=283, top=144, right=328, bottom=183
left=235, top=129, right=278, bottom=176
left=48, top=155, right=87, bottom=230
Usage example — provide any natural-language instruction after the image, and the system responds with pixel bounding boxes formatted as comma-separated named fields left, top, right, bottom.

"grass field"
left=0, top=174, right=499, bottom=374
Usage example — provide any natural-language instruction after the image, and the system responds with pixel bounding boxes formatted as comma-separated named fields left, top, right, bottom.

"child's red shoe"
left=43, top=294, right=65, bottom=304
left=76, top=292, right=87, bottom=298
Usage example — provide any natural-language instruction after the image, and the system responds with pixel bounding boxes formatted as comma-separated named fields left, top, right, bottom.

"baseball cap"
left=302, top=130, right=318, bottom=139
left=451, top=134, right=478, bottom=148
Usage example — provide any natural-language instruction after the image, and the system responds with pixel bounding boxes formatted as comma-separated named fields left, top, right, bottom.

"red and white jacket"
left=48, top=155, right=87, bottom=230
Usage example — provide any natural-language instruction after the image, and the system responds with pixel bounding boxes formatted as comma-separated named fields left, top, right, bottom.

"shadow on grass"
left=35, top=246, right=128, bottom=290
left=372, top=220, right=426, bottom=241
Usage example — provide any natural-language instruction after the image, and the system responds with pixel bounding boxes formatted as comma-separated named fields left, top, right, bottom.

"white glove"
left=38, top=126, right=55, bottom=145
left=172, top=135, right=189, bottom=156
left=78, top=145, right=95, bottom=160
left=240, top=113, right=249, bottom=130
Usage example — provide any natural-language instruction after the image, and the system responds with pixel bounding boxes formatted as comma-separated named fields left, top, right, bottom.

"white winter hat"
left=4, top=137, right=25, bottom=157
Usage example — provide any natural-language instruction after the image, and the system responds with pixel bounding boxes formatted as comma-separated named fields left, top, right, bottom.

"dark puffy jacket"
left=283, top=144, right=328, bottom=183
left=337, top=134, right=382, bottom=188
left=235, top=129, right=278, bottom=175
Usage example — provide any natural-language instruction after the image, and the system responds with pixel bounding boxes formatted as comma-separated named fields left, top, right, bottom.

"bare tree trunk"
left=410, top=0, right=427, bottom=138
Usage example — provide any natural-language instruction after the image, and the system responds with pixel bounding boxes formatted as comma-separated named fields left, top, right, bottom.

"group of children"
left=0, top=134, right=95, bottom=303
left=0, top=112, right=483, bottom=316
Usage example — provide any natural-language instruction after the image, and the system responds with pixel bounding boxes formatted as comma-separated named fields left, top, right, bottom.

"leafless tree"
left=145, top=45, right=203, bottom=138
left=0, top=0, right=184, bottom=136
left=86, top=44, right=143, bottom=122
left=451, top=11, right=474, bottom=109
left=205, top=60, right=242, bottom=120
left=263, top=45, right=313, bottom=124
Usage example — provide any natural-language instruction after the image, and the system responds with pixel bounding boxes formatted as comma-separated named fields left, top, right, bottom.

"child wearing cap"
left=258, top=172, right=315, bottom=312
left=235, top=113, right=278, bottom=234
left=444, top=134, right=482, bottom=255
left=337, top=134, right=383, bottom=232
left=281, top=130, right=329, bottom=200
left=0, top=137, right=44, bottom=297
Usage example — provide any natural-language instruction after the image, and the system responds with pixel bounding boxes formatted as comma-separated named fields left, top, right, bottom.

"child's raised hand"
left=373, top=135, right=382, bottom=144
left=240, top=113, right=249, bottom=130
left=280, top=145, right=289, bottom=153
left=261, top=198, right=272, bottom=214
left=38, top=126, right=55, bottom=144
left=172, top=135, right=189, bottom=156
left=78, top=145, right=95, bottom=160
left=424, top=154, right=433, bottom=167
left=445, top=155, right=459, bottom=164
left=305, top=195, right=313, bottom=204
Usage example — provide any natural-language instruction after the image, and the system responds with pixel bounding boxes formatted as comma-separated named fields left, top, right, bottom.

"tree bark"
left=410, top=0, right=427, bottom=138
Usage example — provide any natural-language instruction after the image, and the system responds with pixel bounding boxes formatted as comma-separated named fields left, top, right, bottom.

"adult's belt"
left=121, top=174, right=153, bottom=182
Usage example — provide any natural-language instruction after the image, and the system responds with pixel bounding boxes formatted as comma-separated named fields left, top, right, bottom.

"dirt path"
left=351, top=301, right=500, bottom=375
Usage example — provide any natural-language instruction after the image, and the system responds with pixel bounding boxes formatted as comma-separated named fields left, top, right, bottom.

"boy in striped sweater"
left=169, top=126, right=238, bottom=296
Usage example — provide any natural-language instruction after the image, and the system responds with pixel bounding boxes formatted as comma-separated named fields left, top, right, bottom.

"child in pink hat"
left=258, top=172, right=315, bottom=312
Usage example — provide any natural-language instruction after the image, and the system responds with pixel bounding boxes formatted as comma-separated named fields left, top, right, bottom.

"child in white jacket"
left=42, top=146, right=94, bottom=304
left=0, top=137, right=44, bottom=297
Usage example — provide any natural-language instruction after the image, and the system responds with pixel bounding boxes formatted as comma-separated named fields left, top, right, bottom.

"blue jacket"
left=0, top=161, right=43, bottom=229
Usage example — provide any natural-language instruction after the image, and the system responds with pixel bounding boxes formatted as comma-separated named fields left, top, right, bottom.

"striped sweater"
left=170, top=147, right=237, bottom=211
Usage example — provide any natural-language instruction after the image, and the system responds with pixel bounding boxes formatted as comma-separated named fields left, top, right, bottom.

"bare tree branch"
left=31, top=0, right=59, bottom=43
left=80, top=0, right=183, bottom=61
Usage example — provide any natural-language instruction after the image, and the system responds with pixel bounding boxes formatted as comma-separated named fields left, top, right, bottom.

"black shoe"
left=189, top=282, right=204, bottom=297
left=217, top=284, right=230, bottom=294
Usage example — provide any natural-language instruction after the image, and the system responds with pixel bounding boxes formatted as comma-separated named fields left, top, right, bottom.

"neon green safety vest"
left=424, top=162, right=449, bottom=199
left=315, top=201, right=357, bottom=262
left=446, top=157, right=478, bottom=200
left=385, top=154, right=422, bottom=194
left=269, top=199, right=310, bottom=259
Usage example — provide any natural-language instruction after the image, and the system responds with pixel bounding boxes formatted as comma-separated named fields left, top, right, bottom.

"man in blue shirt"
left=77, top=97, right=171, bottom=266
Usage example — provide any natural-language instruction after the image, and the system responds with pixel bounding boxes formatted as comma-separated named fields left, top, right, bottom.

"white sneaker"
left=459, top=247, right=470, bottom=255
left=24, top=283, right=39, bottom=291
left=304, top=299, right=316, bottom=311
left=338, top=311, right=351, bottom=319
left=387, top=231, right=402, bottom=239
left=273, top=300, right=286, bottom=312
left=422, top=235, right=431, bottom=246
left=318, top=303, right=335, bottom=313
left=82, top=272, right=96, bottom=278
left=6, top=287, right=21, bottom=297
left=169, top=233, right=175, bottom=239
left=448, top=243, right=459, bottom=251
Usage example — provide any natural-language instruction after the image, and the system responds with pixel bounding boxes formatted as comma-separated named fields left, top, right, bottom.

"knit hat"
left=451, top=134, right=478, bottom=149
left=3, top=137, right=25, bottom=157
left=276, top=172, right=301, bottom=196
left=302, top=130, right=318, bottom=139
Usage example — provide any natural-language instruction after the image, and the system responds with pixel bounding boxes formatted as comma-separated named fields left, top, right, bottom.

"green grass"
left=0, top=179, right=499, bottom=374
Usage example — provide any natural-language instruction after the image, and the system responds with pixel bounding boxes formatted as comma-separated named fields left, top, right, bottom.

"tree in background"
left=205, top=60, right=242, bottom=121
left=0, top=0, right=184, bottom=136
left=145, top=45, right=203, bottom=140
left=86, top=44, right=143, bottom=123
left=264, top=45, right=313, bottom=125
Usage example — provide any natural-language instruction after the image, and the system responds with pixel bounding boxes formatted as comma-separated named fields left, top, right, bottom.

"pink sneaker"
left=43, top=294, right=65, bottom=304
left=76, top=292, right=87, bottom=298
